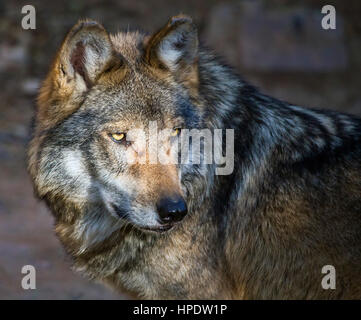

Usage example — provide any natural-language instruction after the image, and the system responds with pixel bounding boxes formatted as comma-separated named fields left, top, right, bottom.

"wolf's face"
left=29, top=16, right=206, bottom=234
left=48, top=71, right=198, bottom=232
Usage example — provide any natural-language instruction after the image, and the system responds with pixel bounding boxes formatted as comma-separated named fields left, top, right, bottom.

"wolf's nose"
left=156, top=196, right=188, bottom=224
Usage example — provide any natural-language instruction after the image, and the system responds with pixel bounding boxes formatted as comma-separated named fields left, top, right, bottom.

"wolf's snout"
left=156, top=196, right=188, bottom=224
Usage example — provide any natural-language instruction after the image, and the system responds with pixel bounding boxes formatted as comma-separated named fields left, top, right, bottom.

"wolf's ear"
left=145, top=15, right=199, bottom=85
left=37, top=20, right=121, bottom=128
left=55, top=20, right=116, bottom=91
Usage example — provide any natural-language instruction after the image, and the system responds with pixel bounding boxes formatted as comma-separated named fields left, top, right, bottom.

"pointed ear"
left=145, top=15, right=199, bottom=78
left=56, top=20, right=117, bottom=90
left=37, top=20, right=122, bottom=129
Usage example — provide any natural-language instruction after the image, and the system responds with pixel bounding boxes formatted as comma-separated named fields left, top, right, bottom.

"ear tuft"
left=69, top=41, right=90, bottom=86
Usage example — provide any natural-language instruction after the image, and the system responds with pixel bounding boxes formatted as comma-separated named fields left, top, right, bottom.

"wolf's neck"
left=198, top=49, right=358, bottom=165
left=198, top=49, right=244, bottom=130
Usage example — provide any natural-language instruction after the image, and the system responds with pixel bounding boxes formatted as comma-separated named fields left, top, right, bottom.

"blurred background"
left=0, top=0, right=360, bottom=299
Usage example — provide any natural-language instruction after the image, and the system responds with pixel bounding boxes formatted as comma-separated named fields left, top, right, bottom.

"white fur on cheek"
left=62, top=149, right=91, bottom=191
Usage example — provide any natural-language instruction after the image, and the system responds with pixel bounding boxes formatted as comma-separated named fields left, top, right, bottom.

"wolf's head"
left=28, top=16, right=215, bottom=238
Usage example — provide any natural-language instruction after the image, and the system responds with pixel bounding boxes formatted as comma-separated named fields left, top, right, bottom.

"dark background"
left=0, top=0, right=360, bottom=299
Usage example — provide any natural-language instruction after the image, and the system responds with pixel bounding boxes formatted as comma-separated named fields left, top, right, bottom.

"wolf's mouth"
left=139, top=224, right=174, bottom=233
left=111, top=204, right=176, bottom=233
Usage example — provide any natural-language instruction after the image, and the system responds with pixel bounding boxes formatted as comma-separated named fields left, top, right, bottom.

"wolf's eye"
left=110, top=132, right=126, bottom=143
left=171, top=128, right=181, bottom=137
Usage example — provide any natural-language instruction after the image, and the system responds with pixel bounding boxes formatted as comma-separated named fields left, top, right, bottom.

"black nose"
left=156, top=196, right=188, bottom=224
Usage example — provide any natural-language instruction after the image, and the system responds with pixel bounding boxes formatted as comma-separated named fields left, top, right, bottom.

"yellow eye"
left=110, top=132, right=125, bottom=142
left=171, top=128, right=181, bottom=137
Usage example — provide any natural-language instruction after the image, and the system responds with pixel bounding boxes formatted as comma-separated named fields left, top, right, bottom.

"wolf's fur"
left=28, top=16, right=361, bottom=299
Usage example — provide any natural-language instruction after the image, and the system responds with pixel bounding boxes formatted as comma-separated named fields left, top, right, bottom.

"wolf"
left=28, top=15, right=361, bottom=299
